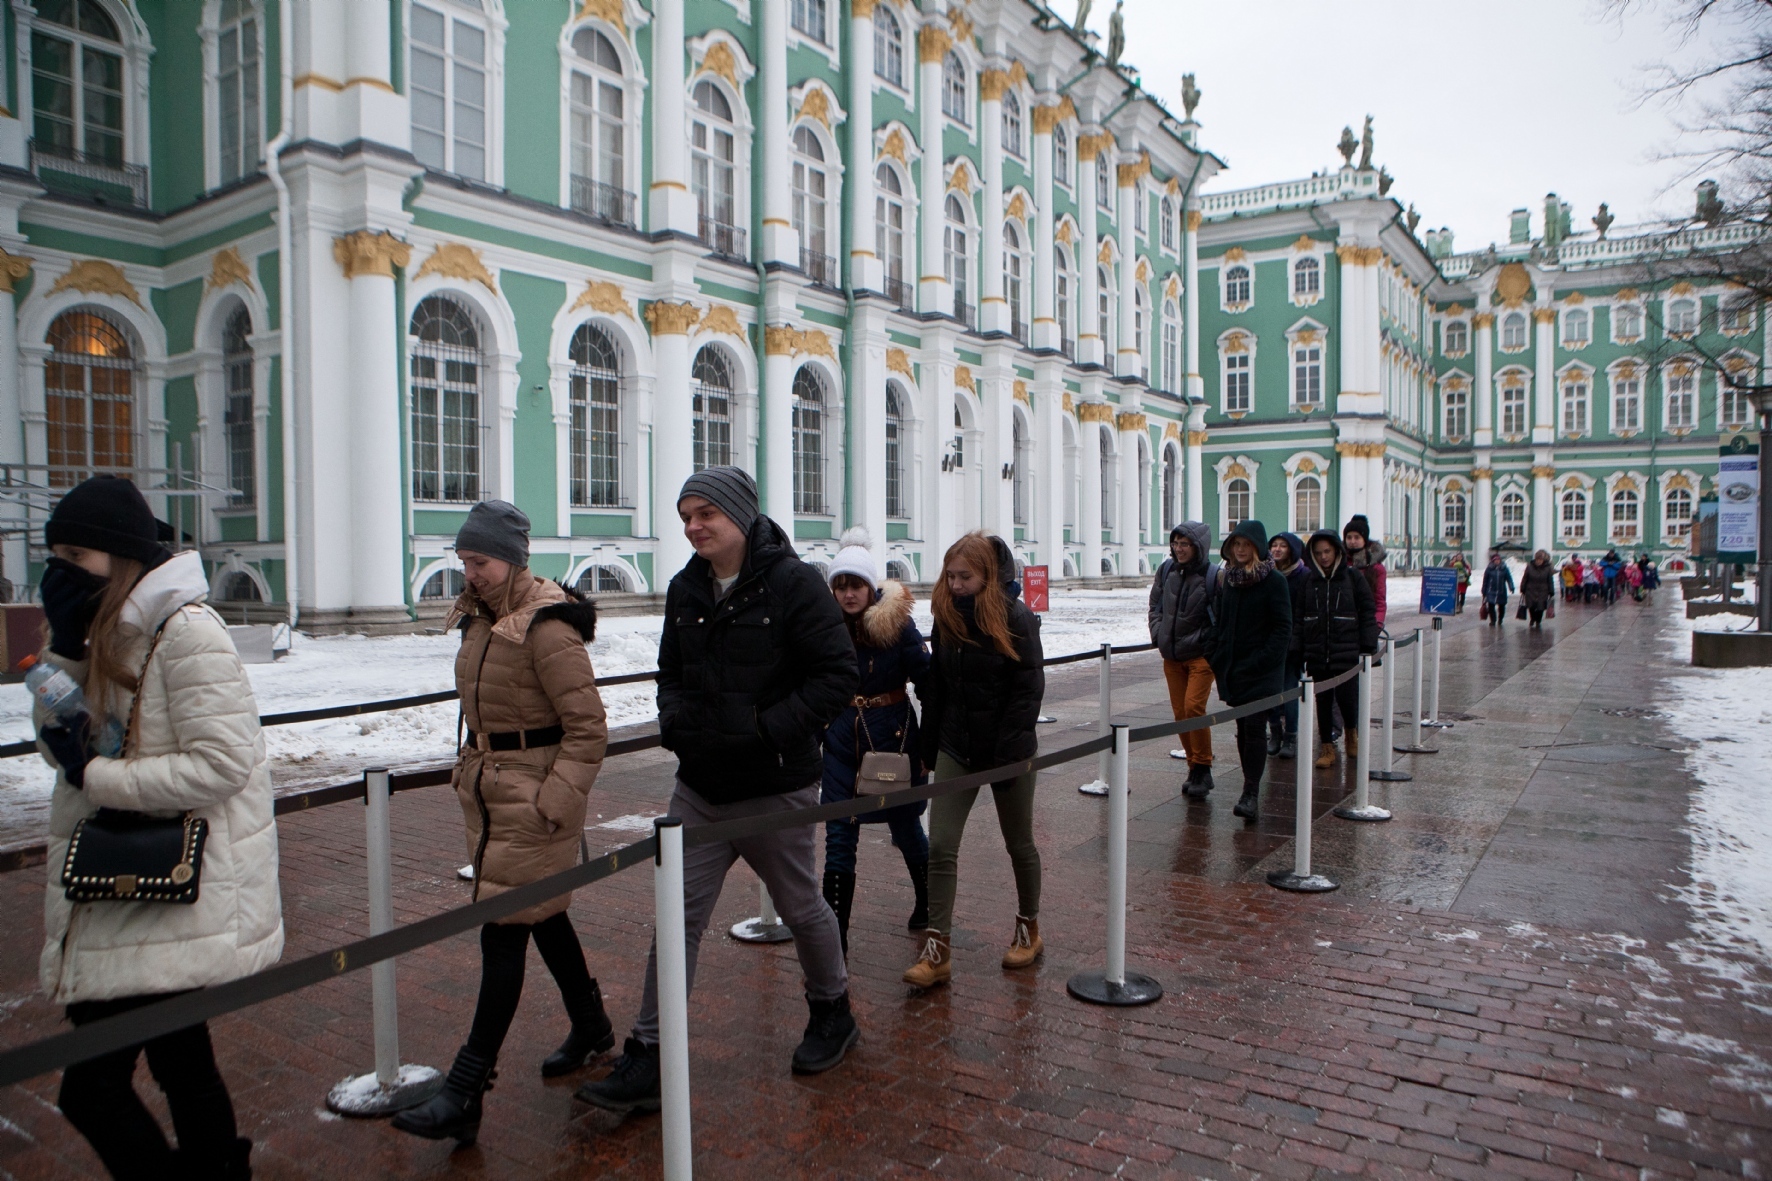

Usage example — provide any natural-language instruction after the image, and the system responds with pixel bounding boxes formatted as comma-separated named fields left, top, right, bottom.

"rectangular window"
left=225, top=353, right=254, bottom=507
left=1501, top=382, right=1527, bottom=436
left=1666, top=371, right=1696, bottom=429
left=790, top=0, right=827, bottom=43
left=1613, top=375, right=1640, bottom=432
left=410, top=351, right=481, bottom=503
left=32, top=31, right=125, bottom=166
left=1224, top=352, right=1250, bottom=413
left=1560, top=494, right=1587, bottom=540
left=1443, top=388, right=1467, bottom=439
left=1292, top=344, right=1321, bottom=406
left=217, top=12, right=260, bottom=185
left=1561, top=380, right=1587, bottom=435
left=409, top=6, right=486, bottom=180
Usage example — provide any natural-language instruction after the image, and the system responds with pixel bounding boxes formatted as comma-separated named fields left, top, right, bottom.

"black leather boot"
left=575, top=1037, right=661, bottom=1114
left=822, top=868, right=855, bottom=957
left=1232, top=783, right=1260, bottom=820
left=390, top=1045, right=496, bottom=1146
left=904, top=855, right=930, bottom=930
left=791, top=993, right=859, bottom=1075
left=541, top=979, right=616, bottom=1078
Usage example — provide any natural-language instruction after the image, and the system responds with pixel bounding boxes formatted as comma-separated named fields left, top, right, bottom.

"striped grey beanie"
left=678, top=466, right=758, bottom=535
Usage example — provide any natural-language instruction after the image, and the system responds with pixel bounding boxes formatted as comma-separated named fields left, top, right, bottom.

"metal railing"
left=698, top=216, right=747, bottom=262
left=956, top=301, right=977, bottom=330
left=1061, top=334, right=1075, bottom=358
left=1012, top=320, right=1029, bottom=344
left=568, top=175, right=637, bottom=228
left=29, top=140, right=149, bottom=208
left=801, top=247, right=837, bottom=286
left=884, top=275, right=914, bottom=310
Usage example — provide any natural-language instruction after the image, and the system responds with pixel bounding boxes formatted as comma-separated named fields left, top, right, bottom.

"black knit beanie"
left=1343, top=514, right=1371, bottom=543
left=45, top=475, right=169, bottom=565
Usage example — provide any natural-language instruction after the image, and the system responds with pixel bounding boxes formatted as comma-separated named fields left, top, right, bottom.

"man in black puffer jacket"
left=580, top=467, right=860, bottom=1118
left=1292, top=530, right=1378, bottom=772
left=1149, top=521, right=1219, bottom=798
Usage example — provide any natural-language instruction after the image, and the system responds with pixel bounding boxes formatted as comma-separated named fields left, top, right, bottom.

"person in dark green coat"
left=1204, top=519, right=1293, bottom=820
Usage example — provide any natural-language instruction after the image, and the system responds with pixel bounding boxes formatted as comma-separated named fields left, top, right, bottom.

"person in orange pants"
left=1149, top=521, right=1220, bottom=797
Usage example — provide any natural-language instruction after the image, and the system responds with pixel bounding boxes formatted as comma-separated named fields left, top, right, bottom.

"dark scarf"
left=1223, top=559, right=1274, bottom=589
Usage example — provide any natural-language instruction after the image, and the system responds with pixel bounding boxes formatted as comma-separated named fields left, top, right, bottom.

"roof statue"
left=1358, top=115, right=1374, bottom=171
left=1377, top=165, right=1393, bottom=196
left=1337, top=125, right=1357, bottom=166
left=1180, top=73, right=1201, bottom=120
left=1406, top=203, right=1420, bottom=234
left=1696, top=180, right=1724, bottom=225
left=1072, top=0, right=1091, bottom=33
left=1592, top=202, right=1614, bottom=240
left=1106, top=1, right=1125, bottom=67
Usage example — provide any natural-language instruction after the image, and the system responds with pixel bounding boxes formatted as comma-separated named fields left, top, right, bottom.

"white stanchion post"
left=1423, top=615, right=1452, bottom=728
left=1335, top=655, right=1391, bottom=822
left=1269, top=678, right=1338, bottom=892
left=730, top=880, right=794, bottom=943
left=1393, top=627, right=1438, bottom=755
left=1067, top=724, right=1163, bottom=1004
left=1371, top=635, right=1411, bottom=783
left=654, top=817, right=693, bottom=1181
left=1079, top=642, right=1112, bottom=795
left=325, top=770, right=442, bottom=1116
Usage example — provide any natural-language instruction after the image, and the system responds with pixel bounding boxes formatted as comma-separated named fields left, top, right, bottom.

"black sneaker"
left=574, top=1037, right=661, bottom=1114
left=1181, top=764, right=1213, bottom=799
left=1277, top=736, right=1296, bottom=761
left=1232, top=786, right=1260, bottom=820
left=791, top=993, right=859, bottom=1075
left=1266, top=729, right=1282, bottom=756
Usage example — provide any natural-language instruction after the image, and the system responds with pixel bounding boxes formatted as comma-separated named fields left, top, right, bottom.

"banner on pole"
left=1419, top=566, right=1458, bottom=616
left=1717, top=439, right=1759, bottom=564
left=1024, top=565, right=1049, bottom=612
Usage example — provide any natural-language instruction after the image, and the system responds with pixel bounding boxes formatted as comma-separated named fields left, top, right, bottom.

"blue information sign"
left=1420, top=567, right=1459, bottom=616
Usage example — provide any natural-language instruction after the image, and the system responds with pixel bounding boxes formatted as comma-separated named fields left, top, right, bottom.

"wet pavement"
left=0, top=594, right=1767, bottom=1179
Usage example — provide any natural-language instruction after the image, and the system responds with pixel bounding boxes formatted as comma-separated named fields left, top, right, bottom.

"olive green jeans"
left=925, top=751, right=1042, bottom=936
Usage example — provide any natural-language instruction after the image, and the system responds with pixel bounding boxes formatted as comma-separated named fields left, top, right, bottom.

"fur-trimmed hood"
left=445, top=568, right=598, bottom=644
left=856, top=579, right=913, bottom=649
left=533, top=587, right=598, bottom=642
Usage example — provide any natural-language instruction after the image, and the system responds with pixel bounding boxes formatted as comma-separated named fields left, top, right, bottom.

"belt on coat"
left=465, top=724, right=566, bottom=752
left=851, top=689, right=908, bottom=709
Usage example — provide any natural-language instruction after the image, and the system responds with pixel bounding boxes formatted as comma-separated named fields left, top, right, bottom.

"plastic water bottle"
left=19, top=656, right=122, bottom=756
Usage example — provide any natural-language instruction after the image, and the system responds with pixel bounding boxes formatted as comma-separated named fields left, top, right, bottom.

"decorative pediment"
left=699, top=305, right=744, bottom=338
left=1494, top=262, right=1532, bottom=307
left=764, top=325, right=836, bottom=360
left=954, top=364, right=975, bottom=392
left=1562, top=291, right=1585, bottom=305
left=946, top=159, right=974, bottom=194
left=415, top=242, right=498, bottom=294
left=1222, top=331, right=1249, bottom=354
left=688, top=32, right=754, bottom=90
left=1005, top=191, right=1029, bottom=222
left=1076, top=401, right=1115, bottom=424
left=887, top=347, right=914, bottom=378
left=569, top=280, right=633, bottom=319
left=50, top=258, right=144, bottom=307
left=207, top=246, right=254, bottom=292
left=1223, top=247, right=1247, bottom=263
left=792, top=81, right=845, bottom=130
left=879, top=125, right=911, bottom=168
left=1013, top=379, right=1029, bottom=405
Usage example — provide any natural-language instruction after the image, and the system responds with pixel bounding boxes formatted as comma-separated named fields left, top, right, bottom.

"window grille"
left=793, top=367, right=826, bottom=514
left=569, top=322, right=621, bottom=506
left=409, top=296, right=482, bottom=504
left=45, top=309, right=134, bottom=487
left=692, top=346, right=733, bottom=471
left=223, top=306, right=255, bottom=506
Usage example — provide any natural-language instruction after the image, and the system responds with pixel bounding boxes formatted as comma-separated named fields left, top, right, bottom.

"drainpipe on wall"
left=267, top=0, right=297, bottom=629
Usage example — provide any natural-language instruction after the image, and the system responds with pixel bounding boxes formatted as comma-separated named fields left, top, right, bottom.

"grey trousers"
left=631, top=780, right=848, bottom=1045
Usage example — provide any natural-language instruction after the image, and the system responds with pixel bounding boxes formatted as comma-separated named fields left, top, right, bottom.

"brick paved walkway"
left=0, top=596, right=1768, bottom=1179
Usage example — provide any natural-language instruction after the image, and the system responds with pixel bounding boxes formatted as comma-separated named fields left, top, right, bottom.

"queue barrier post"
left=654, top=818, right=694, bottom=1181
left=1268, top=678, right=1339, bottom=893
left=1423, top=616, right=1452, bottom=728
left=1078, top=642, right=1112, bottom=796
left=730, top=881, right=795, bottom=943
left=1334, top=655, right=1392, bottom=822
left=1393, top=627, right=1439, bottom=755
left=1370, top=634, right=1412, bottom=783
left=1067, top=723, right=1164, bottom=1005
left=325, top=768, right=443, bottom=1116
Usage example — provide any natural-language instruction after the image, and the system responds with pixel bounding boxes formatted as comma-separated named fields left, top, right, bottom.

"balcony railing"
left=1060, top=335, right=1075, bottom=358
left=569, top=175, right=637, bottom=228
left=1011, top=320, right=1028, bottom=344
left=699, top=216, right=748, bottom=262
left=801, top=247, right=838, bottom=286
left=956, top=301, right=977, bottom=330
left=884, top=275, right=914, bottom=311
left=30, top=140, right=148, bottom=208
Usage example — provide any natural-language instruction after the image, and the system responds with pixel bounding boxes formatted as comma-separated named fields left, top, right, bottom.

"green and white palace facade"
left=0, top=0, right=1753, bottom=629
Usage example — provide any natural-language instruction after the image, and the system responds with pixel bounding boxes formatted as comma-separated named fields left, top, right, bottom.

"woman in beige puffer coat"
left=392, top=501, right=611, bottom=1147
left=33, top=475, right=279, bottom=1180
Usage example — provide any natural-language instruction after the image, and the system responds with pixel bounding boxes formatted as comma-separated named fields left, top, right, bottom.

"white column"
left=921, top=342, right=956, bottom=567
left=759, top=0, right=796, bottom=263
left=649, top=0, right=694, bottom=234
left=1532, top=306, right=1555, bottom=442
left=762, top=336, right=797, bottom=527
left=1473, top=314, right=1495, bottom=446
left=337, top=234, right=408, bottom=619
left=979, top=349, right=1013, bottom=534
left=1473, top=466, right=1494, bottom=561
left=1185, top=404, right=1205, bottom=524
left=1532, top=460, right=1554, bottom=555
left=851, top=304, right=890, bottom=563
left=1078, top=390, right=1106, bottom=577
left=1034, top=358, right=1065, bottom=577
left=978, top=68, right=1006, bottom=334
left=0, top=261, right=24, bottom=591
left=916, top=25, right=951, bottom=314
left=1030, top=105, right=1057, bottom=351
left=1076, top=132, right=1103, bottom=367
left=847, top=2, right=880, bottom=293
left=1116, top=160, right=1140, bottom=379
left=1117, top=407, right=1142, bottom=574
left=649, top=303, right=697, bottom=579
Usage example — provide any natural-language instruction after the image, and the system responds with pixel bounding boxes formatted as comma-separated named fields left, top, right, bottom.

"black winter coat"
left=1148, top=520, right=1216, bottom=663
left=822, top=581, right=930, bottom=824
left=1291, top=531, right=1380, bottom=678
left=1519, top=560, right=1556, bottom=610
left=919, top=593, right=1044, bottom=772
left=1204, top=520, right=1293, bottom=706
left=657, top=515, right=858, bottom=804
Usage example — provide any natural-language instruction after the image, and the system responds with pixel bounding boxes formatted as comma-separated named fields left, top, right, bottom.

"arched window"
left=1162, top=301, right=1180, bottom=393
left=1561, top=374, right=1589, bottom=435
left=944, top=194, right=969, bottom=320
left=1441, top=491, right=1466, bottom=542
left=409, top=295, right=481, bottom=504
left=1667, top=298, right=1698, bottom=335
left=1134, top=285, right=1149, bottom=378
left=1224, top=264, right=1250, bottom=307
left=1562, top=308, right=1589, bottom=346
left=691, top=81, right=738, bottom=251
left=420, top=567, right=465, bottom=601
left=1560, top=488, right=1589, bottom=541
left=1293, top=474, right=1323, bottom=533
left=410, top=2, right=488, bottom=179
left=570, top=28, right=628, bottom=220
left=1095, top=153, right=1110, bottom=208
left=790, top=0, right=827, bottom=43
left=1443, top=320, right=1468, bottom=355
left=791, top=125, right=830, bottom=279
left=1665, top=366, right=1697, bottom=429
left=1012, top=413, right=1030, bottom=525
left=223, top=306, right=255, bottom=507
left=942, top=51, right=967, bottom=122
left=45, top=309, right=135, bottom=486
left=1498, top=490, right=1527, bottom=541
left=1501, top=312, right=1527, bottom=349
left=1003, top=222, right=1025, bottom=338
left=1225, top=477, right=1251, bottom=530
left=691, top=345, right=733, bottom=471
left=1610, top=486, right=1640, bottom=541
left=1055, top=242, right=1072, bottom=352
left=1293, top=256, right=1320, bottom=298
left=217, top=0, right=261, bottom=186
left=1161, top=445, right=1179, bottom=532
left=1665, top=486, right=1695, bottom=541
left=1160, top=197, right=1175, bottom=250
left=885, top=383, right=907, bottom=518
left=568, top=322, right=621, bottom=506
left=1053, top=124, right=1070, bottom=186
left=792, top=366, right=826, bottom=514
left=872, top=5, right=903, bottom=87
left=1099, top=431, right=1114, bottom=529
left=1612, top=369, right=1641, bottom=431
left=32, top=0, right=125, bottom=167
left=1614, top=303, right=1643, bottom=341
left=951, top=404, right=964, bottom=469
left=876, top=165, right=906, bottom=296
left=1500, top=374, right=1528, bottom=437
left=1002, top=91, right=1023, bottom=158
left=1097, top=265, right=1113, bottom=349
left=575, top=564, right=631, bottom=593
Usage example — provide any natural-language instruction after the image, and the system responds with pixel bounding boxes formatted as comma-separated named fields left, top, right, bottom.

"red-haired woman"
left=903, top=533, right=1045, bottom=988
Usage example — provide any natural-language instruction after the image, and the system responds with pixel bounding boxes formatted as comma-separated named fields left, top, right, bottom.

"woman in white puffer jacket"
left=34, top=475, right=282, bottom=1181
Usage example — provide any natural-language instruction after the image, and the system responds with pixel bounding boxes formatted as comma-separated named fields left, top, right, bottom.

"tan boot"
left=1345, top=729, right=1359, bottom=759
left=1001, top=916, right=1043, bottom=969
left=902, top=931, right=951, bottom=988
left=1314, top=742, right=1336, bottom=769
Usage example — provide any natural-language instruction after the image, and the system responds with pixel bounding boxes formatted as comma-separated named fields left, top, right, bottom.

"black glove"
left=40, top=721, right=91, bottom=790
left=38, top=558, right=108, bottom=662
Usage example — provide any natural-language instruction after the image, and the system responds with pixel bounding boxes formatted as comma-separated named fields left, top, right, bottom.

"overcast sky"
left=1077, top=0, right=1738, bottom=252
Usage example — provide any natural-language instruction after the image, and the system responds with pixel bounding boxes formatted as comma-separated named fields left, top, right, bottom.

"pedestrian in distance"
left=1292, top=530, right=1379, bottom=770
left=1519, top=549, right=1556, bottom=630
left=819, top=527, right=932, bottom=954
left=1451, top=552, right=1471, bottom=613
left=393, top=501, right=613, bottom=1146
left=580, top=467, right=860, bottom=1116
left=1203, top=519, right=1293, bottom=821
left=34, top=475, right=282, bottom=1180
left=1342, top=514, right=1388, bottom=627
left=1582, top=558, right=1601, bottom=603
left=1561, top=556, right=1579, bottom=604
left=1600, top=550, right=1624, bottom=605
left=1481, top=551, right=1515, bottom=626
left=1625, top=556, right=1645, bottom=602
left=1265, top=531, right=1308, bottom=760
left=1149, top=522, right=1219, bottom=798
left=903, top=532, right=1046, bottom=989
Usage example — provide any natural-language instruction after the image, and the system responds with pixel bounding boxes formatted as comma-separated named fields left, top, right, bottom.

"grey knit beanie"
left=454, top=500, right=530, bottom=567
left=677, top=466, right=758, bottom=535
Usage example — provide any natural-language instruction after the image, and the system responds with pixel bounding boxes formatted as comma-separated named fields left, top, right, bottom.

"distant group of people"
left=1442, top=548, right=1661, bottom=632
left=1559, top=552, right=1660, bottom=605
